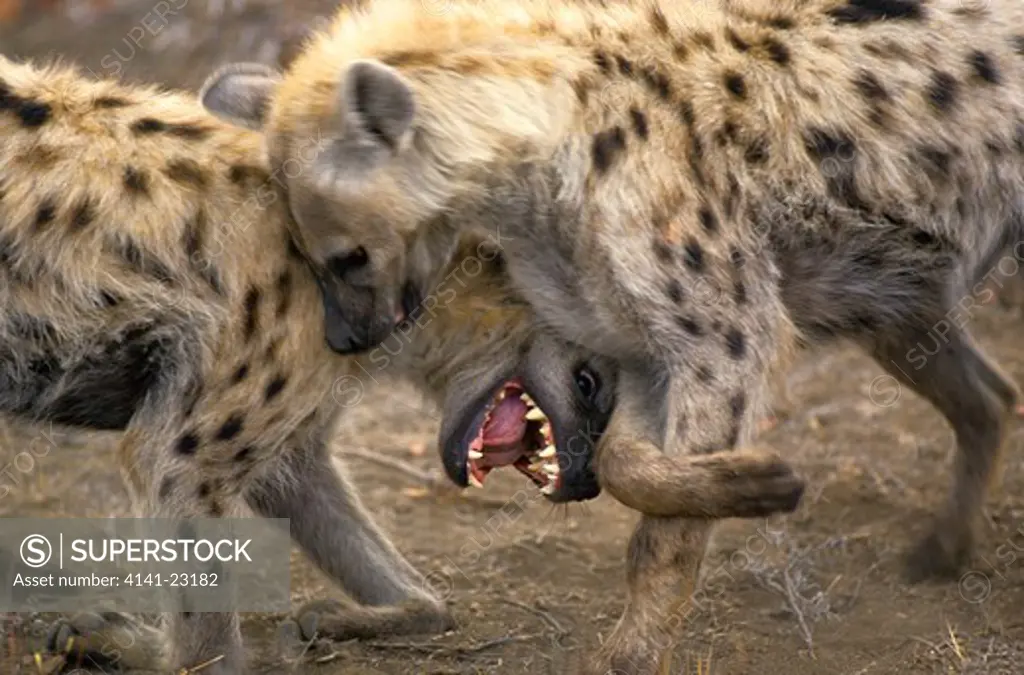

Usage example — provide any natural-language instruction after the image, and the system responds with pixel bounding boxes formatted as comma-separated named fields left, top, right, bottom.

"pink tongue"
left=481, top=395, right=528, bottom=448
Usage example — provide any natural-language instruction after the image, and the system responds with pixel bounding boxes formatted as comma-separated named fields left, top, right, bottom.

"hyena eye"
left=573, top=365, right=600, bottom=402
left=326, top=247, right=369, bottom=279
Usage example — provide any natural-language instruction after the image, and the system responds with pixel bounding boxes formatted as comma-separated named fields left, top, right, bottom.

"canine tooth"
left=522, top=393, right=536, bottom=407
left=540, top=483, right=556, bottom=495
left=525, top=407, right=546, bottom=421
left=538, top=445, right=555, bottom=459
left=468, top=450, right=484, bottom=460
left=468, top=474, right=484, bottom=488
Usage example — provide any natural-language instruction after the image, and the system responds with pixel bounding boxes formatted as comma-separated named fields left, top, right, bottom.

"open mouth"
left=465, top=377, right=560, bottom=494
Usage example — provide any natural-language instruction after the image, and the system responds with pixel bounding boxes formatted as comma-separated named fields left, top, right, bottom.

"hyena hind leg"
left=869, top=323, right=1019, bottom=581
left=244, top=430, right=454, bottom=654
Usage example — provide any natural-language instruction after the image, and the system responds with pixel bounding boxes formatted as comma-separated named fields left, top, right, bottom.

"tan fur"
left=209, top=0, right=1024, bottom=672
left=2, top=53, right=805, bottom=674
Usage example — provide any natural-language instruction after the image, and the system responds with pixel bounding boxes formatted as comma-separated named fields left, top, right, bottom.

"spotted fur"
left=201, top=0, right=1024, bottom=672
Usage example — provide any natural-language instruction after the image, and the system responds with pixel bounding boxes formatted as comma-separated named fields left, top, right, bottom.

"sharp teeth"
left=540, top=483, right=556, bottom=495
left=542, top=463, right=559, bottom=476
left=522, top=393, right=536, bottom=407
left=468, top=450, right=484, bottom=460
left=468, top=474, right=484, bottom=488
left=525, top=408, right=546, bottom=421
left=528, top=460, right=544, bottom=472
left=541, top=422, right=551, bottom=438
left=498, top=390, right=506, bottom=401
left=538, top=445, right=555, bottom=459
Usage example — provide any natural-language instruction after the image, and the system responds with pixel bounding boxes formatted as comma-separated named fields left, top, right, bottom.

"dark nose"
left=318, top=277, right=370, bottom=355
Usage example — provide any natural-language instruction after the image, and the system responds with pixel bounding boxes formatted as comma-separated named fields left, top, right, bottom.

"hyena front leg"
left=868, top=320, right=1019, bottom=581
left=116, top=425, right=245, bottom=675
left=244, top=427, right=454, bottom=649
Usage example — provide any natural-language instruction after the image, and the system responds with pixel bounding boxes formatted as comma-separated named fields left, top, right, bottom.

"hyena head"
left=200, top=6, right=566, bottom=354
left=441, top=330, right=617, bottom=503
left=200, top=56, right=458, bottom=355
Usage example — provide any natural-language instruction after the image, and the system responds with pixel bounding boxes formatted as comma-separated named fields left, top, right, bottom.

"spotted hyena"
left=200, top=0, right=1024, bottom=671
left=0, top=53, right=803, bottom=673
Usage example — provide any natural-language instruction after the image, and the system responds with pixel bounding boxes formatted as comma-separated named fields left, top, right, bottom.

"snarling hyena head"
left=204, top=0, right=1024, bottom=672
left=1, top=51, right=804, bottom=675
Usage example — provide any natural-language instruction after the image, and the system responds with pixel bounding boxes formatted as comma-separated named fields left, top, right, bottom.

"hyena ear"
left=199, top=62, right=281, bottom=130
left=339, top=60, right=416, bottom=150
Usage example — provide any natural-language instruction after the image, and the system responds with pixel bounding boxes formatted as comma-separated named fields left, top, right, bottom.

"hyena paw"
left=46, top=611, right=164, bottom=671
left=292, top=598, right=455, bottom=643
left=904, top=526, right=974, bottom=583
left=714, top=450, right=806, bottom=519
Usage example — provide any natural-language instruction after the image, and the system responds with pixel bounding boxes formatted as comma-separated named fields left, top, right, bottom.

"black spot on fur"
left=275, top=270, right=293, bottom=317
left=725, top=328, right=747, bottom=359
left=827, top=0, right=924, bottom=24
left=926, top=71, right=958, bottom=113
left=683, top=238, right=705, bottom=273
left=666, top=281, right=684, bottom=304
left=699, top=206, right=718, bottom=234
left=763, top=37, right=791, bottom=65
left=131, top=117, right=210, bottom=140
left=94, top=96, right=129, bottom=108
left=918, top=145, right=953, bottom=182
left=730, top=246, right=746, bottom=268
left=615, top=54, right=634, bottom=76
left=231, top=363, right=250, bottom=384
left=689, top=134, right=706, bottom=187
left=968, top=50, right=1000, bottom=85
left=697, top=365, right=714, bottom=382
left=650, top=6, right=669, bottom=34
left=853, top=71, right=889, bottom=101
left=233, top=446, right=253, bottom=463
left=630, top=108, right=649, bottom=140
left=165, top=159, right=209, bottom=190
left=198, top=482, right=211, bottom=499
left=216, top=414, right=244, bottom=441
left=729, top=392, right=747, bottom=420
left=724, top=71, right=747, bottom=98
left=767, top=16, right=795, bottom=29
left=724, top=173, right=740, bottom=219
left=243, top=287, right=261, bottom=342
left=0, top=80, right=51, bottom=127
left=159, top=477, right=174, bottom=500
left=745, top=137, right=769, bottom=164
left=227, top=165, right=269, bottom=187
left=733, top=279, right=748, bottom=305
left=264, top=375, right=287, bottom=402
left=679, top=100, right=696, bottom=128
left=70, top=197, right=95, bottom=231
left=693, top=31, right=715, bottom=50
left=639, top=67, right=672, bottom=100
left=803, top=127, right=867, bottom=209
left=677, top=315, right=703, bottom=336
left=34, top=200, right=56, bottom=231
left=286, top=236, right=304, bottom=262
left=177, top=432, right=200, bottom=455
left=123, top=166, right=150, bottom=196
left=1012, top=36, right=1024, bottom=56
left=99, top=290, right=121, bottom=307
left=119, top=239, right=175, bottom=285
left=726, top=28, right=750, bottom=52
left=593, top=50, right=612, bottom=74
left=592, top=126, right=627, bottom=174
left=653, top=240, right=674, bottom=263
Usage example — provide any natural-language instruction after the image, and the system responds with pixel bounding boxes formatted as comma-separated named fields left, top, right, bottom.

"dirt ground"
left=5, top=2, right=1024, bottom=674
